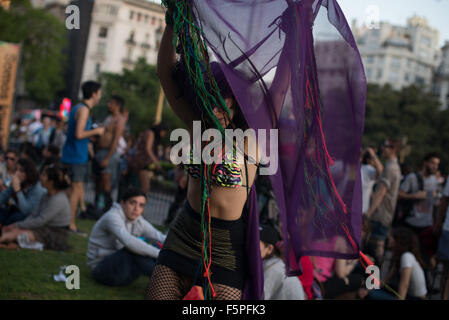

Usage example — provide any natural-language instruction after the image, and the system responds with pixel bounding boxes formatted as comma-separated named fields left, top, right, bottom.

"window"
left=404, top=73, right=409, bottom=81
left=95, top=63, right=101, bottom=74
left=130, top=10, right=134, bottom=20
left=152, top=17, right=156, bottom=25
left=366, top=56, right=374, bottom=64
left=97, top=42, right=106, bottom=56
left=137, top=13, right=142, bottom=22
left=99, top=27, right=108, bottom=38
left=377, top=69, right=382, bottom=79
left=145, top=15, right=149, bottom=23
left=366, top=68, right=372, bottom=79
left=107, top=5, right=118, bottom=16
left=127, top=47, right=133, bottom=59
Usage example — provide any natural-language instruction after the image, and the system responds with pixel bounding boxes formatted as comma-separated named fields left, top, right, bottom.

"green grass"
left=0, top=219, right=164, bottom=300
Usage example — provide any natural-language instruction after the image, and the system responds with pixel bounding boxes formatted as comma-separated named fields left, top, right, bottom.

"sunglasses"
left=6, top=157, right=16, bottom=161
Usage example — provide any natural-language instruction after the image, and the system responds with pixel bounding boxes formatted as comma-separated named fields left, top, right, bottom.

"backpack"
left=393, top=172, right=424, bottom=227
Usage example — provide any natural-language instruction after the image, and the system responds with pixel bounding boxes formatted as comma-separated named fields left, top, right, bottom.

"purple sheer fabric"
left=189, top=0, right=366, bottom=299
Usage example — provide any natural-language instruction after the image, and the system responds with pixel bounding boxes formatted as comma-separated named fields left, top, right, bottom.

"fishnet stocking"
left=145, top=264, right=191, bottom=300
left=213, top=283, right=242, bottom=300
left=145, top=264, right=243, bottom=300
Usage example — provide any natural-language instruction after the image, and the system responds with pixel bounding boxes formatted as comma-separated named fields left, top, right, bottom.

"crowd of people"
left=0, top=78, right=448, bottom=301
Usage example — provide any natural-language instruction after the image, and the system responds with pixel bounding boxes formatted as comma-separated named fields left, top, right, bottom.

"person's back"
left=263, top=256, right=305, bottom=300
left=371, top=158, right=401, bottom=227
left=62, top=103, right=91, bottom=164
left=400, top=252, right=427, bottom=299
left=16, top=191, right=70, bottom=229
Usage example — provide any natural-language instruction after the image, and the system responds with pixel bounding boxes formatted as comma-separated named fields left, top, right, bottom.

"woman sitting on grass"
left=0, top=163, right=71, bottom=251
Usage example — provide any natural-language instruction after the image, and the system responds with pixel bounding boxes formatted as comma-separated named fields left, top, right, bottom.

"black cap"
left=259, top=224, right=280, bottom=246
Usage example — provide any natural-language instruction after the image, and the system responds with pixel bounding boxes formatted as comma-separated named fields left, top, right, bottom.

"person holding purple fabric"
left=145, top=15, right=262, bottom=300
left=146, top=0, right=366, bottom=300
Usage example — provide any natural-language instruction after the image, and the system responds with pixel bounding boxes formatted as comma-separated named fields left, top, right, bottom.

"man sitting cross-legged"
left=87, top=187, right=166, bottom=286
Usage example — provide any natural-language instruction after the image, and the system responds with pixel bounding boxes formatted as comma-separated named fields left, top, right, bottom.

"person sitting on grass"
left=0, top=158, right=46, bottom=226
left=0, top=163, right=71, bottom=251
left=87, top=187, right=166, bottom=286
left=260, top=224, right=305, bottom=300
left=366, top=227, right=428, bottom=300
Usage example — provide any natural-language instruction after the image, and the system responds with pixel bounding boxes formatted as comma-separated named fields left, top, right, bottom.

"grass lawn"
left=0, top=218, right=165, bottom=300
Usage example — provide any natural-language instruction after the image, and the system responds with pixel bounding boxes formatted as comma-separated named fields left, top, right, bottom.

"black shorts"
left=157, top=201, right=247, bottom=290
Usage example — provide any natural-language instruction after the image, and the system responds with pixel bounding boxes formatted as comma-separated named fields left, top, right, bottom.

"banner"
left=0, top=41, right=20, bottom=149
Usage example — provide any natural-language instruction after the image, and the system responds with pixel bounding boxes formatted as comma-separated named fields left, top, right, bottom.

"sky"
left=149, top=0, right=449, bottom=47
left=337, top=0, right=449, bottom=46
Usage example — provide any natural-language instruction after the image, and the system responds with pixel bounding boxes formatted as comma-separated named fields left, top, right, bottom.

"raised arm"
left=157, top=24, right=199, bottom=132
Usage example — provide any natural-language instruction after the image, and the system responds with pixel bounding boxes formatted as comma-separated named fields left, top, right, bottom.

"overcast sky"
left=149, top=0, right=449, bottom=47
left=337, top=0, right=449, bottom=46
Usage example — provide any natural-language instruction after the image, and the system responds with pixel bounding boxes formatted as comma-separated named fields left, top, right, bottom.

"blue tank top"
left=61, top=103, right=92, bottom=164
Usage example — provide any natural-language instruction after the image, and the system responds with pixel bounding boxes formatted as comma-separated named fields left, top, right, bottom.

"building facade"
left=434, top=41, right=449, bottom=110
left=352, top=16, right=440, bottom=92
left=79, top=0, right=165, bottom=88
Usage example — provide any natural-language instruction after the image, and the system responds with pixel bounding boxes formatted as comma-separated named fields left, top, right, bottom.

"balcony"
left=141, top=43, right=151, bottom=49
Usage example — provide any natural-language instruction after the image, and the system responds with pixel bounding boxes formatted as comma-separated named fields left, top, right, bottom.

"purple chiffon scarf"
left=188, top=0, right=366, bottom=299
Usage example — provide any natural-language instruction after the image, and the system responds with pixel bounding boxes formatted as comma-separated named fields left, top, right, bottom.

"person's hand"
left=11, top=174, right=21, bottom=193
left=155, top=163, right=162, bottom=172
left=100, top=158, right=110, bottom=168
left=95, top=127, right=105, bottom=136
left=366, top=147, right=376, bottom=158
left=413, top=191, right=427, bottom=200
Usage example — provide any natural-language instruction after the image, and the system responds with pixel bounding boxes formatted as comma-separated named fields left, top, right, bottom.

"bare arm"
left=157, top=25, right=199, bottom=131
left=398, top=267, right=412, bottom=300
left=334, top=259, right=358, bottom=279
left=146, top=131, right=160, bottom=166
left=366, top=183, right=387, bottom=218
left=75, top=107, right=103, bottom=139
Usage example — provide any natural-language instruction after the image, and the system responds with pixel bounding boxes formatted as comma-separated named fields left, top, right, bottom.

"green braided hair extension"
left=162, top=0, right=237, bottom=300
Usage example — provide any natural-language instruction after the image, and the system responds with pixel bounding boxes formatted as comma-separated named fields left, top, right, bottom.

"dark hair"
left=46, top=145, right=60, bottom=158
left=82, top=81, right=101, bottom=100
left=42, top=162, right=71, bottom=190
left=110, top=95, right=125, bottom=112
left=384, top=138, right=401, bottom=154
left=391, top=227, right=426, bottom=271
left=362, top=150, right=372, bottom=165
left=423, top=152, right=440, bottom=162
left=173, top=60, right=248, bottom=130
left=17, top=158, right=40, bottom=187
left=6, top=149, right=19, bottom=157
left=121, top=187, right=147, bottom=202
left=260, top=223, right=282, bottom=258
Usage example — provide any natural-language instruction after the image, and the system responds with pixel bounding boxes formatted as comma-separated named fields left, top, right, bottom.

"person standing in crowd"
left=93, top=95, right=126, bottom=213
left=361, top=147, right=383, bottom=215
left=434, top=177, right=449, bottom=300
left=0, top=163, right=71, bottom=251
left=0, top=149, right=19, bottom=191
left=0, top=158, right=46, bottom=226
left=51, top=117, right=67, bottom=152
left=259, top=224, right=305, bottom=300
left=33, top=115, right=54, bottom=151
left=87, top=187, right=166, bottom=286
left=398, top=153, right=440, bottom=234
left=129, top=122, right=168, bottom=194
left=366, top=139, right=402, bottom=266
left=62, top=81, right=104, bottom=234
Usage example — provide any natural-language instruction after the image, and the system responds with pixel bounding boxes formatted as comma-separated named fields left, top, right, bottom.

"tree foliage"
left=363, top=83, right=448, bottom=174
left=0, top=0, right=67, bottom=105
left=96, top=57, right=186, bottom=140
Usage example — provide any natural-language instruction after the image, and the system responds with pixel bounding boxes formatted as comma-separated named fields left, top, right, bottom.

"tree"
left=363, top=83, right=448, bottom=174
left=0, top=0, right=67, bottom=105
left=97, top=57, right=186, bottom=139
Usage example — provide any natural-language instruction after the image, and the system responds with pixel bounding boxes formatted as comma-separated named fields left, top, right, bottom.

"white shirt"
left=400, top=252, right=427, bottom=298
left=361, top=164, right=377, bottom=214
